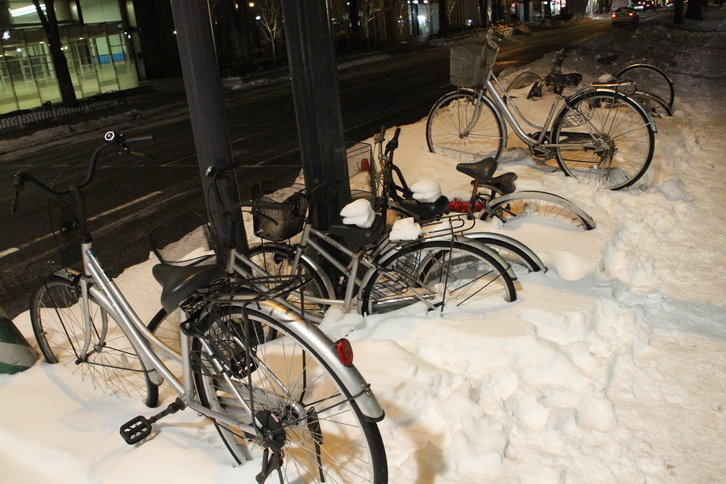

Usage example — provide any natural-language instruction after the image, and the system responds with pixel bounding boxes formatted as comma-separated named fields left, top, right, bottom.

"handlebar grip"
left=391, top=127, right=401, bottom=143
left=126, top=135, right=156, bottom=144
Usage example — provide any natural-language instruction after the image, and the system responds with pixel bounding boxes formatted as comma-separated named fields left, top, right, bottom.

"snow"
left=411, top=179, right=443, bottom=202
left=389, top=217, right=422, bottom=241
left=3, top=12, right=726, bottom=483
left=341, top=198, right=376, bottom=228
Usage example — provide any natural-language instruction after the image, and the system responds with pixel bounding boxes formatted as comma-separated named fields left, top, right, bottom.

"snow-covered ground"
left=2, top=12, right=726, bottom=483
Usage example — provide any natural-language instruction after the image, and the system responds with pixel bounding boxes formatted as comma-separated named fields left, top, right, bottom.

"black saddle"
left=328, top=215, right=385, bottom=252
left=397, top=195, right=449, bottom=223
left=456, top=158, right=497, bottom=183
left=152, top=263, right=226, bottom=312
left=546, top=72, right=583, bottom=89
left=483, top=172, right=518, bottom=195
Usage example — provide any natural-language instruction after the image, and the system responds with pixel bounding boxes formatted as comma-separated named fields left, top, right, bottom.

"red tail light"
left=335, top=339, right=354, bottom=366
left=360, top=158, right=370, bottom=172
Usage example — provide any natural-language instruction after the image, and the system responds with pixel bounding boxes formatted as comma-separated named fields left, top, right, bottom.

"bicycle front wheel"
left=483, top=190, right=596, bottom=230
left=192, top=306, right=387, bottom=483
left=615, top=63, right=674, bottom=112
left=360, top=240, right=516, bottom=315
left=426, top=90, right=506, bottom=163
left=247, top=244, right=336, bottom=318
left=552, top=91, right=655, bottom=190
left=31, top=275, right=158, bottom=406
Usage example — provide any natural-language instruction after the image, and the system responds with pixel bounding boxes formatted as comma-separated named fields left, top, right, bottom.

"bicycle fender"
left=572, top=88, right=658, bottom=134
left=490, top=190, right=597, bottom=230
left=255, top=300, right=386, bottom=423
left=463, top=231, right=547, bottom=272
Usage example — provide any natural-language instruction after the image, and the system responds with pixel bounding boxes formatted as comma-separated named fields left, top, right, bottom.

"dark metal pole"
left=280, top=0, right=351, bottom=230
left=169, top=0, right=247, bottom=260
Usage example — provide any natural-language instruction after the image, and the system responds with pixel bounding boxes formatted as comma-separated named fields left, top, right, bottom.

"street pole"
left=280, top=0, right=351, bottom=230
left=169, top=0, right=247, bottom=260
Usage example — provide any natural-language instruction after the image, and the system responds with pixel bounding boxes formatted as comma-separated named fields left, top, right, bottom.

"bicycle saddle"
left=483, top=172, right=518, bottom=195
left=328, top=215, right=385, bottom=252
left=545, top=72, right=582, bottom=89
left=397, top=195, right=449, bottom=223
left=456, top=158, right=497, bottom=183
left=152, top=263, right=226, bottom=312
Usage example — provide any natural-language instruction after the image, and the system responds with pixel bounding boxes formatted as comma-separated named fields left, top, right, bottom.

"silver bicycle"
left=426, top=28, right=658, bottom=190
left=15, top=131, right=387, bottom=483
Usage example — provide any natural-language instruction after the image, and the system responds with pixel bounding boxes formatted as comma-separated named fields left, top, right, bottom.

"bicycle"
left=368, top=126, right=550, bottom=274
left=506, top=48, right=675, bottom=117
left=426, top=28, right=657, bottom=190
left=13, top=131, right=388, bottom=483
left=243, top=184, right=518, bottom=316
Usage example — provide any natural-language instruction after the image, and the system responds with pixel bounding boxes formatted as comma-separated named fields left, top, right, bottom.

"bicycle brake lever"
left=128, top=150, right=156, bottom=162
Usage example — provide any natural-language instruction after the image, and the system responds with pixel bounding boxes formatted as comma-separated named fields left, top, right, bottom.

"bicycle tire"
left=247, top=244, right=336, bottom=318
left=551, top=90, right=655, bottom=190
left=464, top=232, right=546, bottom=273
left=615, top=63, right=674, bottom=111
left=359, top=240, right=516, bottom=315
left=31, top=275, right=158, bottom=407
left=482, top=190, right=596, bottom=230
left=426, top=89, right=506, bottom=163
left=630, top=90, right=673, bottom=118
left=191, top=305, right=387, bottom=482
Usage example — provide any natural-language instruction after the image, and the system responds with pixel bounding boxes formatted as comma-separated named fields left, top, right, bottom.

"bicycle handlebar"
left=10, top=130, right=155, bottom=214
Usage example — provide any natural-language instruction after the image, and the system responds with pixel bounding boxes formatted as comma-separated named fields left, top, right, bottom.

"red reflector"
left=360, top=158, right=370, bottom=172
left=448, top=200, right=484, bottom=213
left=335, top=339, right=354, bottom=366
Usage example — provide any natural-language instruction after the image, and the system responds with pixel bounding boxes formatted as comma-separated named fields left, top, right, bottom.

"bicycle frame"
left=61, top=239, right=384, bottom=429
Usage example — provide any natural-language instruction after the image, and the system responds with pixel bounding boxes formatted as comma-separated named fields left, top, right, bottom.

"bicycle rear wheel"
left=31, top=275, right=158, bottom=407
left=192, top=306, right=387, bottom=483
left=552, top=90, right=655, bottom=190
left=426, top=90, right=506, bottom=163
left=483, top=191, right=596, bottom=230
left=360, top=240, right=516, bottom=315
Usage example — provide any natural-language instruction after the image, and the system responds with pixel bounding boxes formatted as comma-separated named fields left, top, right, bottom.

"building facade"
left=0, top=0, right=140, bottom=114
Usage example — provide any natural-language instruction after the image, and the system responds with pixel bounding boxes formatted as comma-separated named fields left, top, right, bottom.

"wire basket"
left=252, top=192, right=307, bottom=242
left=450, top=44, right=495, bottom=88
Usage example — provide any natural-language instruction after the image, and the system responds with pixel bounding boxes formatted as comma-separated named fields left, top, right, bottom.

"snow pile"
left=389, top=217, right=422, bottom=241
left=2, top=13, right=726, bottom=484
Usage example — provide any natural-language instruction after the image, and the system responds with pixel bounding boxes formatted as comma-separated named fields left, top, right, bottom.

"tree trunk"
left=34, top=0, right=77, bottom=106
left=478, top=0, right=489, bottom=26
left=673, top=0, right=684, bottom=23
left=686, top=0, right=703, bottom=20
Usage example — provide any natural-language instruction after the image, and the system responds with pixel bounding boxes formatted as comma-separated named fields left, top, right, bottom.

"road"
left=0, top=16, right=635, bottom=317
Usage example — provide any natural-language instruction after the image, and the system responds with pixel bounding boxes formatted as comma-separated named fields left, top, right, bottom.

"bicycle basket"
left=449, top=44, right=494, bottom=88
left=252, top=193, right=307, bottom=241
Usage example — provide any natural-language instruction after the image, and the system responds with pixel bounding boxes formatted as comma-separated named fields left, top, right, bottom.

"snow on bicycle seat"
left=152, top=263, right=226, bottom=312
left=397, top=195, right=450, bottom=222
left=456, top=158, right=497, bottom=183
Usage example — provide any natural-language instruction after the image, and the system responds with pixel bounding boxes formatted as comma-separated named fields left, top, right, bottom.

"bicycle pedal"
left=120, top=416, right=152, bottom=445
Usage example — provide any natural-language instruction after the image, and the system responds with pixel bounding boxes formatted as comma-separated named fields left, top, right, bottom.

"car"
left=612, top=7, right=640, bottom=26
left=643, top=0, right=657, bottom=9
left=632, top=0, right=645, bottom=9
